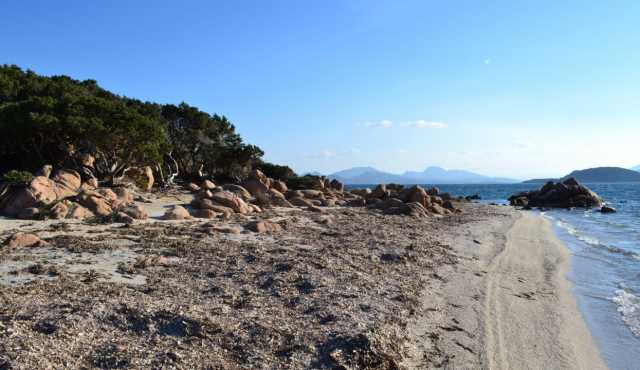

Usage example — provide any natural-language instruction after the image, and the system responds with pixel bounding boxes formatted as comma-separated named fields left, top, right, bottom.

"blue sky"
left=3, top=0, right=640, bottom=179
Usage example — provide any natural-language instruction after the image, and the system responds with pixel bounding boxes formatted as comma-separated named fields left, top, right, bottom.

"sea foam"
left=611, top=289, right=640, bottom=337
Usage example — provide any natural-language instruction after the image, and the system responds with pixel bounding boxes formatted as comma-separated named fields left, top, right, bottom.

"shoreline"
left=405, top=206, right=607, bottom=369
left=483, top=212, right=606, bottom=369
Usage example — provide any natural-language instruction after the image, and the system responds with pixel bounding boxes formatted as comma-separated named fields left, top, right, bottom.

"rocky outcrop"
left=346, top=184, right=459, bottom=217
left=0, top=169, right=82, bottom=216
left=509, top=178, right=603, bottom=208
left=211, top=191, right=251, bottom=214
left=189, top=188, right=254, bottom=217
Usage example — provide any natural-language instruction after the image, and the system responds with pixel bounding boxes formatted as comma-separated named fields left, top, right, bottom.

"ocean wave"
left=555, top=220, right=640, bottom=259
left=556, top=220, right=577, bottom=235
left=611, top=289, right=640, bottom=337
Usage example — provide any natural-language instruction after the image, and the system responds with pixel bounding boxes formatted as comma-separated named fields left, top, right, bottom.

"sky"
left=2, top=0, right=640, bottom=179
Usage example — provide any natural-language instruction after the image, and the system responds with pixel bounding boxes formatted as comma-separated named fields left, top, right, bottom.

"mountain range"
left=633, top=165, right=640, bottom=172
left=325, top=166, right=518, bottom=185
left=523, top=167, right=640, bottom=183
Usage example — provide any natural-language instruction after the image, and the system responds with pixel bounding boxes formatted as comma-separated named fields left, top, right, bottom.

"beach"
left=483, top=212, right=605, bottom=369
left=0, top=200, right=606, bottom=369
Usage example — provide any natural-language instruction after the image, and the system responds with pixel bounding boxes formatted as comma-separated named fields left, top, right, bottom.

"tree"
left=255, top=161, right=297, bottom=181
left=0, top=65, right=265, bottom=185
left=161, top=103, right=263, bottom=182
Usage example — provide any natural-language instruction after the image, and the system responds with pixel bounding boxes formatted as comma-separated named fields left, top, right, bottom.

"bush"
left=2, top=170, right=34, bottom=185
left=255, top=161, right=296, bottom=181
left=286, top=175, right=323, bottom=190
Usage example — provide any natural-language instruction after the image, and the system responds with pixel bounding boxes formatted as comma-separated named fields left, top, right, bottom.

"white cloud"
left=320, top=149, right=336, bottom=158
left=306, top=148, right=360, bottom=159
left=402, top=120, right=448, bottom=129
left=364, top=120, right=393, bottom=128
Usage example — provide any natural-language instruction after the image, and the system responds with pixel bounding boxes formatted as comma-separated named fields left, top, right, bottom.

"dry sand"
left=404, top=207, right=607, bottom=369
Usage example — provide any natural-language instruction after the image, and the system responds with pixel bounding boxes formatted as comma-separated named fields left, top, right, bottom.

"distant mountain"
left=329, top=166, right=518, bottom=185
left=523, top=167, right=640, bottom=183
left=330, top=167, right=407, bottom=185
left=632, top=165, right=640, bottom=172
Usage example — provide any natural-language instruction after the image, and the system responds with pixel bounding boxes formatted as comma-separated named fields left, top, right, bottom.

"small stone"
left=2, top=233, right=50, bottom=249
left=245, top=221, right=282, bottom=233
left=162, top=206, right=191, bottom=220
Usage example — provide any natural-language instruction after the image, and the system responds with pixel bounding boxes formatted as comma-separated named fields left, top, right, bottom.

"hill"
left=632, top=165, right=640, bottom=172
left=329, top=166, right=518, bottom=185
left=523, top=167, right=640, bottom=183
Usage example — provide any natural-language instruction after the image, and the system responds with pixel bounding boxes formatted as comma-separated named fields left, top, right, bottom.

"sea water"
left=348, top=183, right=640, bottom=369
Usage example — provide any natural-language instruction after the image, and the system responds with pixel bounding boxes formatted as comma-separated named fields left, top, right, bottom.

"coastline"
left=483, top=212, right=606, bottom=369
left=404, top=205, right=607, bottom=369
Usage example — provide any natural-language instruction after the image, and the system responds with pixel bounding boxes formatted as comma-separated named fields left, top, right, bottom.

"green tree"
left=0, top=64, right=265, bottom=184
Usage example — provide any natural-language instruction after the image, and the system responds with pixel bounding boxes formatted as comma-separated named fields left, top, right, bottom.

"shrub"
left=287, top=175, right=323, bottom=190
left=2, top=170, right=34, bottom=185
left=255, top=161, right=296, bottom=181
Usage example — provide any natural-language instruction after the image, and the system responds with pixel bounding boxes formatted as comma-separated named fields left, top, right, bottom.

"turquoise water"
left=348, top=183, right=640, bottom=370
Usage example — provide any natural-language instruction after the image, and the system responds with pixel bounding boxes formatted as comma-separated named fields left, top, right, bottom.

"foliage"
left=287, top=175, right=323, bottom=190
left=255, top=161, right=297, bottom=181
left=2, top=170, right=34, bottom=185
left=161, top=103, right=264, bottom=181
left=0, top=65, right=264, bottom=183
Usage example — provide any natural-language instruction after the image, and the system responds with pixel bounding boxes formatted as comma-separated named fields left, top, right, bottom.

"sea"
left=348, top=183, right=640, bottom=370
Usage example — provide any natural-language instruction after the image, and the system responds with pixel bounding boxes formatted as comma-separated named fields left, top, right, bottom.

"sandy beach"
left=0, top=201, right=606, bottom=369
left=403, top=206, right=607, bottom=369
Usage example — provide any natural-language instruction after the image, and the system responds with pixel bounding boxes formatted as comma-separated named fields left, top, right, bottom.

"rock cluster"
left=509, top=178, right=603, bottom=209
left=187, top=169, right=348, bottom=218
left=346, top=184, right=461, bottom=218
left=0, top=165, right=147, bottom=222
